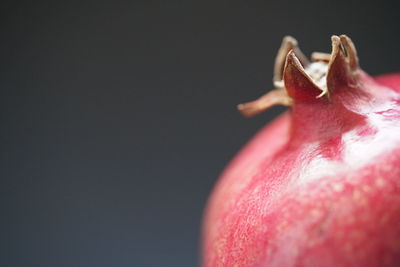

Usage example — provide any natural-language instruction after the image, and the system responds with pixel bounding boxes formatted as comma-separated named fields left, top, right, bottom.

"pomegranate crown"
left=238, top=35, right=360, bottom=117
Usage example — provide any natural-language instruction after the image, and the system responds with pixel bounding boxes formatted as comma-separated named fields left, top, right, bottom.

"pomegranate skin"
left=376, top=73, right=400, bottom=92
left=202, top=36, right=400, bottom=267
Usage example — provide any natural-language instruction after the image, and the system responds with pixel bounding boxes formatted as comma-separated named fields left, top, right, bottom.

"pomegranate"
left=202, top=35, right=400, bottom=267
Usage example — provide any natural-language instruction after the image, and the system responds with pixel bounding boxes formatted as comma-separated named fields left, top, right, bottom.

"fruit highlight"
left=202, top=35, right=400, bottom=267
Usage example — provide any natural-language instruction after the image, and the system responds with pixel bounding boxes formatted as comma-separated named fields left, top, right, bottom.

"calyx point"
left=238, top=34, right=360, bottom=117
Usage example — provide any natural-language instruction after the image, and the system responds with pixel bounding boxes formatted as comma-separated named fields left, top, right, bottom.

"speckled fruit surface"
left=202, top=35, right=400, bottom=267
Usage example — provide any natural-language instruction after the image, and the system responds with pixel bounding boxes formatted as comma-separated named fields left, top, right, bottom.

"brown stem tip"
left=238, top=34, right=360, bottom=117
left=237, top=88, right=292, bottom=117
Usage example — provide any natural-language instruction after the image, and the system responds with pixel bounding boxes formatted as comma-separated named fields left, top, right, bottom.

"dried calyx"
left=238, top=35, right=360, bottom=117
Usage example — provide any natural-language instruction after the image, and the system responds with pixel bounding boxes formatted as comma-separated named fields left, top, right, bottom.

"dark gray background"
left=1, top=0, right=399, bottom=266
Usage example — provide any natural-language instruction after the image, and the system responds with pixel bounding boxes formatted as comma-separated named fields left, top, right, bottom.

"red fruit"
left=202, top=35, right=400, bottom=267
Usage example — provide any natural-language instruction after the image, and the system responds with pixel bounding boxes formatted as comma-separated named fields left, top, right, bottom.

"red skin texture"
left=376, top=73, right=400, bottom=92
left=202, top=72, right=400, bottom=267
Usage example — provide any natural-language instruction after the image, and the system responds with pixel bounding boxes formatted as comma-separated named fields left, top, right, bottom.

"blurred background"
left=1, top=0, right=399, bottom=266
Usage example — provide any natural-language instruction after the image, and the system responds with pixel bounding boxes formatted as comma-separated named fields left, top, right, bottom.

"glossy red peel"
left=202, top=35, right=400, bottom=267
